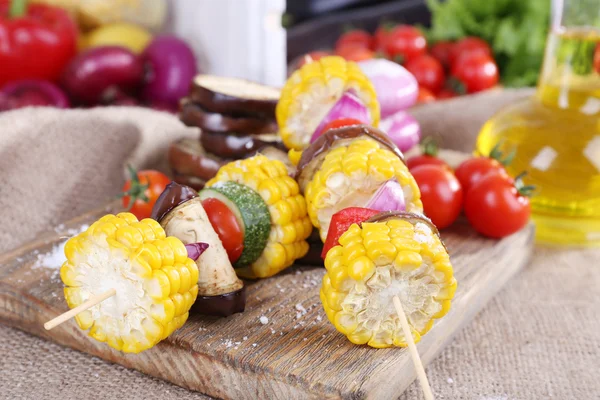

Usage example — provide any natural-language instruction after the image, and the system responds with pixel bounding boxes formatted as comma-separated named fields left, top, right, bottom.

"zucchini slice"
left=199, top=181, right=271, bottom=267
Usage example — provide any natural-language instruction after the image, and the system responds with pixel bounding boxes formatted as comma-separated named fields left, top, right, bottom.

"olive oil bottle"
left=477, top=4, right=600, bottom=245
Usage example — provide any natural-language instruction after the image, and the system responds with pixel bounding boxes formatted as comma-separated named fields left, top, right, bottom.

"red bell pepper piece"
left=321, top=207, right=380, bottom=259
left=0, top=0, right=78, bottom=87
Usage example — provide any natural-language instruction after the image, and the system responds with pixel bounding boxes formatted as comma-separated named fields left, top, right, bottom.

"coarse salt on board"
left=32, top=224, right=89, bottom=269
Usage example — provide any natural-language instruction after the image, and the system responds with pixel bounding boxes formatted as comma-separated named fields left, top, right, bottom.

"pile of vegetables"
left=292, top=0, right=551, bottom=97
left=0, top=0, right=196, bottom=112
left=406, top=141, right=532, bottom=238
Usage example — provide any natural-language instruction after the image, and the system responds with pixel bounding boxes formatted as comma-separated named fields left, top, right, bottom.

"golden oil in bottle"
left=476, top=29, right=600, bottom=246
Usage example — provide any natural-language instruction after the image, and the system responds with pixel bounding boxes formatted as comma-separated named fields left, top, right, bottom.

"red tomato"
left=411, top=165, right=463, bottom=229
left=437, top=88, right=457, bottom=99
left=449, top=37, right=492, bottom=66
left=407, top=154, right=449, bottom=170
left=336, top=44, right=375, bottom=62
left=321, top=118, right=364, bottom=134
left=201, top=198, right=244, bottom=263
left=430, top=41, right=454, bottom=68
left=122, top=169, right=171, bottom=220
left=416, top=87, right=436, bottom=104
left=594, top=44, right=600, bottom=74
left=405, top=54, right=445, bottom=93
left=451, top=53, right=499, bottom=94
left=373, top=24, right=394, bottom=51
left=296, top=51, right=331, bottom=68
left=455, top=157, right=509, bottom=193
left=335, top=30, right=372, bottom=52
left=384, top=25, right=427, bottom=63
left=464, top=174, right=531, bottom=238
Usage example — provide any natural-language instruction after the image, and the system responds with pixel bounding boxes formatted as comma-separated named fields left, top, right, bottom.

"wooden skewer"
left=393, top=296, right=434, bottom=400
left=44, top=288, right=116, bottom=331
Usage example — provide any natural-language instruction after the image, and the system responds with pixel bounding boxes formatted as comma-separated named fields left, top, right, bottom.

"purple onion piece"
left=185, top=242, right=209, bottom=261
left=358, top=59, right=418, bottom=118
left=365, top=179, right=406, bottom=212
left=0, top=80, right=70, bottom=110
left=142, top=35, right=197, bottom=107
left=310, top=91, right=370, bottom=143
left=379, top=111, right=421, bottom=153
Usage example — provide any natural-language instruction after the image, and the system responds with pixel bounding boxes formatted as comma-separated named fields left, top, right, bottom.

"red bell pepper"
left=0, top=0, right=77, bottom=87
left=321, top=207, right=380, bottom=259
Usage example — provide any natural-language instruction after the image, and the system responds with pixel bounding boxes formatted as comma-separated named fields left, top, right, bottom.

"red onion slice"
left=358, top=59, right=418, bottom=118
left=365, top=179, right=406, bottom=212
left=379, top=111, right=421, bottom=153
left=185, top=242, right=209, bottom=261
left=310, top=91, right=370, bottom=143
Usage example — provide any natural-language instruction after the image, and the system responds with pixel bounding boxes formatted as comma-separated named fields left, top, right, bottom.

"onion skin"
left=379, top=111, right=421, bottom=153
left=358, top=59, right=418, bottom=118
left=60, top=46, right=144, bottom=105
left=142, top=35, right=197, bottom=106
left=0, top=80, right=70, bottom=110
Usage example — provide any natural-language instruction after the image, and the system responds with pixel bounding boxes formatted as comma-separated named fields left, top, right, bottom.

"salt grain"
left=252, top=343, right=257, bottom=347
left=32, top=224, right=89, bottom=270
left=447, top=378, right=454, bottom=384
left=259, top=316, right=269, bottom=325
left=243, top=336, right=248, bottom=341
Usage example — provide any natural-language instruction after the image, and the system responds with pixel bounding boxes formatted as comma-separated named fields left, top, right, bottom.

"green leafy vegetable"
left=426, top=0, right=550, bottom=87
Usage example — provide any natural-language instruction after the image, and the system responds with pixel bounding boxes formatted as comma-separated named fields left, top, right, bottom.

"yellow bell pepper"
left=81, top=22, right=152, bottom=53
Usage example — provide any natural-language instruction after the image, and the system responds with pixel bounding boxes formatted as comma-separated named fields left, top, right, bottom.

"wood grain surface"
left=0, top=202, right=534, bottom=399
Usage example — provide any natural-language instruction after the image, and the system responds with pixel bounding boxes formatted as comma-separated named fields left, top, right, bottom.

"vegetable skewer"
left=44, top=289, right=116, bottom=331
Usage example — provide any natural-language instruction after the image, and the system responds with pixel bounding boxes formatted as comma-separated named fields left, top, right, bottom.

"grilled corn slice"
left=321, top=211, right=456, bottom=348
left=60, top=213, right=198, bottom=353
left=277, top=56, right=380, bottom=151
left=297, top=125, right=423, bottom=241
left=206, top=155, right=312, bottom=278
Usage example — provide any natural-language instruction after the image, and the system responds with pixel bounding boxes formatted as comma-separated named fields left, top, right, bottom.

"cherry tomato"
left=437, top=88, right=457, bottom=99
left=429, top=41, right=454, bottom=69
left=407, top=154, right=449, bottom=170
left=335, top=30, right=372, bottom=52
left=411, top=165, right=463, bottom=229
left=449, top=37, right=492, bottom=66
left=296, top=51, right=331, bottom=68
left=451, top=53, right=499, bottom=94
left=464, top=174, right=531, bottom=238
left=373, top=24, right=394, bottom=52
left=122, top=169, right=171, bottom=220
left=336, top=44, right=375, bottom=62
left=321, top=118, right=364, bottom=134
left=455, top=157, right=509, bottom=193
left=416, top=87, right=436, bottom=104
left=201, top=198, right=244, bottom=263
left=407, top=138, right=449, bottom=170
left=594, top=44, right=600, bottom=74
left=384, top=25, right=427, bottom=63
left=405, top=54, right=445, bottom=93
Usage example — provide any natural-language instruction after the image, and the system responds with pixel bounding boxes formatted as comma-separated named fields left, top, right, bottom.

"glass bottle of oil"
left=476, top=0, right=600, bottom=246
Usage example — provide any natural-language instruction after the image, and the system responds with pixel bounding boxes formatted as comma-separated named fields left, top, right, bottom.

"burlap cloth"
left=1, top=91, right=598, bottom=400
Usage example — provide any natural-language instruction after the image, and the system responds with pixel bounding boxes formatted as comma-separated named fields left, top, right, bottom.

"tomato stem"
left=9, top=0, right=27, bottom=18
left=421, top=136, right=439, bottom=156
left=514, top=171, right=536, bottom=197
left=489, top=141, right=516, bottom=166
left=119, top=164, right=150, bottom=210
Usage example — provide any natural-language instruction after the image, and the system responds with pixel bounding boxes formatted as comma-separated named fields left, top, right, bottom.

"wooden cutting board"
left=0, top=202, right=533, bottom=399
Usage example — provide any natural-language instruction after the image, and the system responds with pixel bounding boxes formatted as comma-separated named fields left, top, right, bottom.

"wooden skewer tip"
left=44, top=288, right=116, bottom=331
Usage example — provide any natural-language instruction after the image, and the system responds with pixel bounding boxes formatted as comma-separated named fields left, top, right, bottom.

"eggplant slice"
left=200, top=130, right=286, bottom=159
left=180, top=100, right=279, bottom=134
left=189, top=75, right=280, bottom=118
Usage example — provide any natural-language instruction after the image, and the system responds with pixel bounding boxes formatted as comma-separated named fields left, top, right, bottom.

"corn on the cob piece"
left=60, top=213, right=198, bottom=353
left=276, top=56, right=380, bottom=151
left=297, top=125, right=423, bottom=241
left=321, top=211, right=456, bottom=348
left=206, top=154, right=312, bottom=278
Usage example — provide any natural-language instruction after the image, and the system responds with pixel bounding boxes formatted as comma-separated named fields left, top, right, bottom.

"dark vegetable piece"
left=60, top=46, right=144, bottom=105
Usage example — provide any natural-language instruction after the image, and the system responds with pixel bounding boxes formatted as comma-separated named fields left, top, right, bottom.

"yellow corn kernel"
left=394, top=251, right=423, bottom=271
left=347, top=255, right=376, bottom=281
